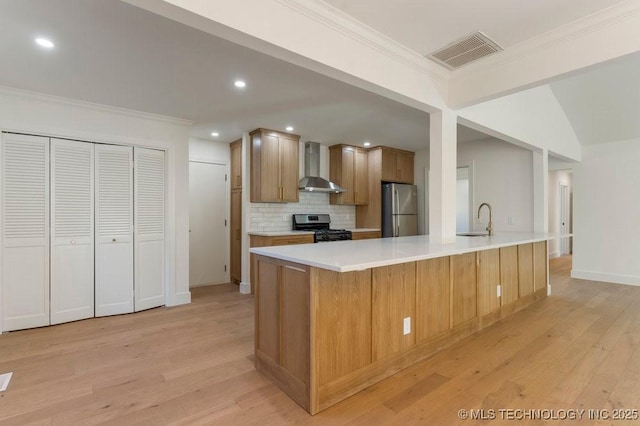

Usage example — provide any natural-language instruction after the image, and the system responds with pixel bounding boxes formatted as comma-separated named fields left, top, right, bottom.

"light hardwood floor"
left=2, top=256, right=640, bottom=425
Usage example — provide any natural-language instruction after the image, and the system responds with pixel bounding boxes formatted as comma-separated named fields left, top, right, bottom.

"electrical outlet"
left=403, top=317, right=411, bottom=335
left=497, top=285, right=502, bottom=297
left=283, top=215, right=288, bottom=221
left=507, top=216, right=514, bottom=225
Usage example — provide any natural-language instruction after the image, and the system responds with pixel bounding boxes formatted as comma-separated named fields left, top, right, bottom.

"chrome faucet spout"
left=477, top=202, right=494, bottom=236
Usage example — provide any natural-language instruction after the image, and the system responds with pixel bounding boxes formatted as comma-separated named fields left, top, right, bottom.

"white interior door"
left=95, top=144, right=134, bottom=316
left=189, top=161, right=228, bottom=287
left=134, top=147, right=165, bottom=311
left=1, top=133, right=50, bottom=331
left=50, top=138, right=95, bottom=325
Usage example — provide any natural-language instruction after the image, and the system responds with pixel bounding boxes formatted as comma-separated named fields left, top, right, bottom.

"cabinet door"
left=518, top=244, right=534, bottom=297
left=381, top=149, right=397, bottom=182
left=134, top=148, right=165, bottom=311
left=451, top=252, right=477, bottom=326
left=354, top=148, right=368, bottom=204
left=500, top=246, right=519, bottom=305
left=340, top=148, right=356, bottom=204
left=397, top=152, right=414, bottom=184
left=230, top=189, right=242, bottom=283
left=257, top=133, right=280, bottom=202
left=1, top=133, right=50, bottom=331
left=50, top=139, right=95, bottom=325
left=477, top=249, right=500, bottom=316
left=230, top=140, right=242, bottom=190
left=533, top=241, right=547, bottom=292
left=95, top=144, right=134, bottom=317
left=416, top=257, right=450, bottom=341
left=279, top=135, right=299, bottom=202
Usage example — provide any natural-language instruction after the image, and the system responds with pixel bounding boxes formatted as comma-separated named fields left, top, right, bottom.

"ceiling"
left=549, top=52, right=640, bottom=145
left=0, top=0, right=635, bottom=151
left=323, top=0, right=628, bottom=57
left=0, top=0, right=429, bottom=150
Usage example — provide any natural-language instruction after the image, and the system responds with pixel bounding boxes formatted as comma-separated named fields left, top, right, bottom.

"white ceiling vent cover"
left=427, top=31, right=503, bottom=70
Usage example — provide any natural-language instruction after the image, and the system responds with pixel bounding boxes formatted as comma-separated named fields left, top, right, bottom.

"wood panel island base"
left=252, top=237, right=551, bottom=414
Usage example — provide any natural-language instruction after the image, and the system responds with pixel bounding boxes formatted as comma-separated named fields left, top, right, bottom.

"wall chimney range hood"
left=299, top=142, right=346, bottom=193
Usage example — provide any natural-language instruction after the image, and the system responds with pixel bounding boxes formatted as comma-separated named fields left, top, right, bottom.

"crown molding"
left=0, top=85, right=194, bottom=127
left=450, top=0, right=640, bottom=105
left=276, top=0, right=450, bottom=83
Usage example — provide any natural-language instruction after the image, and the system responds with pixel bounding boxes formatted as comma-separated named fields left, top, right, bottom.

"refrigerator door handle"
left=394, top=190, right=400, bottom=237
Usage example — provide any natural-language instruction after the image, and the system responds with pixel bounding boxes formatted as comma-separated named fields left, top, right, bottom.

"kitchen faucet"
left=477, top=203, right=494, bottom=236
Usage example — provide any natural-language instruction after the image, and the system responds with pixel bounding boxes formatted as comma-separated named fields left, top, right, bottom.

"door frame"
left=559, top=184, right=570, bottom=255
left=188, top=159, right=230, bottom=286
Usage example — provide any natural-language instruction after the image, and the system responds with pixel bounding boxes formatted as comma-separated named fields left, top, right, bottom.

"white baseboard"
left=571, top=269, right=640, bottom=286
left=548, top=251, right=561, bottom=259
left=240, top=281, right=251, bottom=294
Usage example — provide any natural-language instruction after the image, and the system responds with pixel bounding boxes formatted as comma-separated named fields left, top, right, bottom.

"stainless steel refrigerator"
left=382, top=183, right=418, bottom=237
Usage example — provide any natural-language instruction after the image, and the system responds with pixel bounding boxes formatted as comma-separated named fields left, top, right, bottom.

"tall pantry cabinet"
left=1, top=132, right=166, bottom=331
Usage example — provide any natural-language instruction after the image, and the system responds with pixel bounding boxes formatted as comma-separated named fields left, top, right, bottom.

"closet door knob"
left=112, top=238, right=116, bottom=242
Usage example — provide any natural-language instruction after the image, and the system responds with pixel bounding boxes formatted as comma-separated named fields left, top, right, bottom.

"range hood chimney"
left=299, top=142, right=346, bottom=193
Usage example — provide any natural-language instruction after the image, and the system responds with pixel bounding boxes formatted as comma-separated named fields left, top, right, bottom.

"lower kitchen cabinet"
left=451, top=252, right=477, bottom=326
left=477, top=249, right=501, bottom=316
left=351, top=230, right=381, bottom=240
left=416, top=256, right=450, bottom=342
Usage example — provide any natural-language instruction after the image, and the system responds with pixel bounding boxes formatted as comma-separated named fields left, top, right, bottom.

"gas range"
left=292, top=214, right=352, bottom=243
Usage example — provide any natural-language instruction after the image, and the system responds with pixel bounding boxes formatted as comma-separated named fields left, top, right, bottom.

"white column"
left=533, top=148, right=549, bottom=233
left=240, top=131, right=251, bottom=294
left=429, top=109, right=458, bottom=243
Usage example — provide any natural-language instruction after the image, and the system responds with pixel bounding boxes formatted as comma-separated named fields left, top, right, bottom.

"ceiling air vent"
left=427, top=31, right=503, bottom=70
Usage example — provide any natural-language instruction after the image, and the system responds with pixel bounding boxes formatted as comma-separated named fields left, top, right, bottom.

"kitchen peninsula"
left=251, top=233, right=562, bottom=414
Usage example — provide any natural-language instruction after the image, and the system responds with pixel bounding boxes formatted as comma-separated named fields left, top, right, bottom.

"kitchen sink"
left=457, top=232, right=489, bottom=237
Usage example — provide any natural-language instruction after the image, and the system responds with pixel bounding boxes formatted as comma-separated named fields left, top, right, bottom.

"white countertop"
left=248, top=228, right=380, bottom=237
left=250, top=232, right=572, bottom=272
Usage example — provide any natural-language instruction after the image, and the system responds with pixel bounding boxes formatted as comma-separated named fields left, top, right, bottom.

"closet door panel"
left=1, top=133, right=50, bottom=331
left=50, top=139, right=94, bottom=325
left=95, top=145, right=134, bottom=316
left=134, top=148, right=165, bottom=311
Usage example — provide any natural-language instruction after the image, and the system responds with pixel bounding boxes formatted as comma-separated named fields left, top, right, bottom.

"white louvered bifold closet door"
left=1, top=133, right=50, bottom=331
left=50, top=139, right=95, bottom=325
left=95, top=144, right=134, bottom=316
left=134, top=147, right=165, bottom=311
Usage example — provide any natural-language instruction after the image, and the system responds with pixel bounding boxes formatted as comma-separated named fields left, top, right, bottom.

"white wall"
left=189, top=137, right=230, bottom=162
left=572, top=139, right=640, bottom=286
left=458, top=86, right=582, bottom=161
left=414, top=149, right=429, bottom=235
left=0, top=87, right=192, bottom=332
left=548, top=170, right=573, bottom=258
left=457, top=138, right=534, bottom=233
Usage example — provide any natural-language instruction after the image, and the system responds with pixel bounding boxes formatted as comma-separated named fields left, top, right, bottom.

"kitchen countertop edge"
left=250, top=232, right=572, bottom=273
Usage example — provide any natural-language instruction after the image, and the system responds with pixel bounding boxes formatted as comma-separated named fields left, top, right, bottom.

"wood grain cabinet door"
left=354, top=148, right=369, bottom=204
left=477, top=249, right=501, bottom=316
left=279, top=135, right=299, bottom=202
left=451, top=252, right=477, bottom=326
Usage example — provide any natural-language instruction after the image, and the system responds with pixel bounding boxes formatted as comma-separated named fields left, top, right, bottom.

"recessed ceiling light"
left=35, top=37, right=55, bottom=49
left=234, top=80, right=246, bottom=88
left=363, top=141, right=371, bottom=147
left=286, top=126, right=294, bottom=132
left=211, top=132, right=219, bottom=137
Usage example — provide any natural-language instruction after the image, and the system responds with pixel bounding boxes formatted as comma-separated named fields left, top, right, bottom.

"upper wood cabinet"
left=329, top=144, right=368, bottom=205
left=250, top=129, right=299, bottom=203
left=381, top=147, right=414, bottom=184
left=230, top=139, right=242, bottom=190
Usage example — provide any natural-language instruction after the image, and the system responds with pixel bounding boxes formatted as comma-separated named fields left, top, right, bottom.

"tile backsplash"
left=249, top=192, right=355, bottom=231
